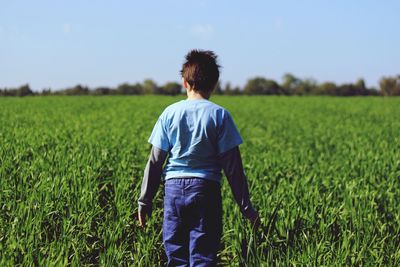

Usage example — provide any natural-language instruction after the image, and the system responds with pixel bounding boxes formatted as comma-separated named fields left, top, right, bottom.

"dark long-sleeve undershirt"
left=138, top=146, right=258, bottom=220
left=138, top=146, right=168, bottom=216
left=218, top=146, right=258, bottom=220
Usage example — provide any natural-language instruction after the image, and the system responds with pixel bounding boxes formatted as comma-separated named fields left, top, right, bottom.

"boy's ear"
left=182, top=78, right=189, bottom=90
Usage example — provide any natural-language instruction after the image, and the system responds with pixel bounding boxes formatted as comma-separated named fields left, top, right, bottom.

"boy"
left=138, top=50, right=260, bottom=266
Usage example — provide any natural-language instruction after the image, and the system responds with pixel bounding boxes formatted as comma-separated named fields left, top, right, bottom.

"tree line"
left=1, top=74, right=399, bottom=97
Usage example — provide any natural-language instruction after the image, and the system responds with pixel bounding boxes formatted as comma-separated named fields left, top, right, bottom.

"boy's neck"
left=186, top=90, right=209, bottom=100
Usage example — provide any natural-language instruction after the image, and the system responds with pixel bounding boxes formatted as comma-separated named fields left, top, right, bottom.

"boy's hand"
left=138, top=212, right=147, bottom=228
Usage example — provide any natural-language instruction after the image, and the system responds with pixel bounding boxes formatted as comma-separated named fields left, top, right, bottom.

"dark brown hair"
left=180, top=49, right=220, bottom=97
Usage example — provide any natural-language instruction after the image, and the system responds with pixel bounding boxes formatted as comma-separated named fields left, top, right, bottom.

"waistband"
left=165, top=177, right=220, bottom=186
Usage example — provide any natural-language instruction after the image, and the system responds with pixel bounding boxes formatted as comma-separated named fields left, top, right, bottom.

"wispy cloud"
left=273, top=18, right=284, bottom=31
left=198, top=0, right=207, bottom=7
left=62, top=23, right=72, bottom=34
left=191, top=24, right=214, bottom=39
left=0, top=26, right=26, bottom=40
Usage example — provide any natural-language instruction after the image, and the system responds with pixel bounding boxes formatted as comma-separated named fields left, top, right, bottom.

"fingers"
left=138, top=212, right=147, bottom=228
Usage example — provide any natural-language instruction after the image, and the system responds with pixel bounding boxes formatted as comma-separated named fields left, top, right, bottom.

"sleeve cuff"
left=148, top=141, right=169, bottom=152
left=218, top=139, right=243, bottom=155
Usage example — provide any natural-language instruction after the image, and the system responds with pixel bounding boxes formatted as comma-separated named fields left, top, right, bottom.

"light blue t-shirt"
left=148, top=99, right=243, bottom=183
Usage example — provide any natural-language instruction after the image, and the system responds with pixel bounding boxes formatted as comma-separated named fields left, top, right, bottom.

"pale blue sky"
left=1, top=0, right=399, bottom=90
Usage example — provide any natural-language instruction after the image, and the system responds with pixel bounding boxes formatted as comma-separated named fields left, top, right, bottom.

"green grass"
left=0, top=96, right=399, bottom=266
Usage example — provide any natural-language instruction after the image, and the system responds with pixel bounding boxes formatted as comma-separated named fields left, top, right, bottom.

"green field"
left=0, top=96, right=399, bottom=266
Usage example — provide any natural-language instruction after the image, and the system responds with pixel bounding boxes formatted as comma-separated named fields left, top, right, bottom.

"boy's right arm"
left=219, top=146, right=260, bottom=226
left=138, top=146, right=168, bottom=223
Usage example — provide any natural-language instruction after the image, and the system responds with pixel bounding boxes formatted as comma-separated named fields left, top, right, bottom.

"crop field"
left=0, top=96, right=399, bottom=266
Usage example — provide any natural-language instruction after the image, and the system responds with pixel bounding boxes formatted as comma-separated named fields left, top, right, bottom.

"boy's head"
left=180, top=50, right=220, bottom=98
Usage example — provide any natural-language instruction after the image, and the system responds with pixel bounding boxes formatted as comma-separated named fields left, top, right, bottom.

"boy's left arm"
left=218, top=146, right=260, bottom=228
left=138, top=146, right=168, bottom=226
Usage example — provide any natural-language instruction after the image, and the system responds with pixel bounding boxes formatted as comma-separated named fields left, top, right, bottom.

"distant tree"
left=143, top=79, right=158, bottom=94
left=15, top=84, right=34, bottom=97
left=317, top=82, right=337, bottom=95
left=335, top=83, right=359, bottom=96
left=94, top=87, right=112, bottom=95
left=223, top=82, right=233, bottom=95
left=244, top=77, right=280, bottom=95
left=161, top=82, right=182, bottom=95
left=214, top=81, right=223, bottom=95
left=232, top=86, right=242, bottom=95
left=224, top=82, right=242, bottom=95
left=0, top=88, right=9, bottom=96
left=63, top=84, right=89, bottom=95
left=355, top=78, right=366, bottom=90
left=117, top=83, right=143, bottom=95
left=296, top=78, right=317, bottom=95
left=367, top=87, right=380, bottom=96
left=380, top=75, right=400, bottom=96
left=353, top=78, right=370, bottom=96
left=41, top=88, right=52, bottom=96
left=330, top=79, right=372, bottom=96
left=282, top=73, right=301, bottom=95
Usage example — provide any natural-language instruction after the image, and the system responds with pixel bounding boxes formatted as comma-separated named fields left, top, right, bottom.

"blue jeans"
left=163, top=178, right=222, bottom=267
